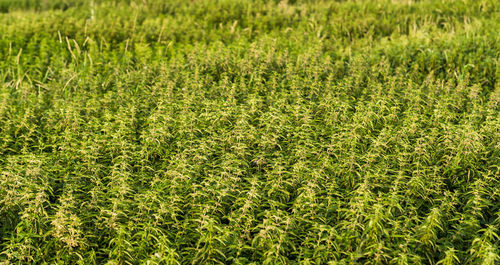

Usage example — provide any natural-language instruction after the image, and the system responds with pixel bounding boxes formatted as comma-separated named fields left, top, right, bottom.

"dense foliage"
left=0, top=0, right=499, bottom=264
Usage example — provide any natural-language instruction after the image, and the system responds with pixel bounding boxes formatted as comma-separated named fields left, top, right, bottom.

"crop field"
left=0, top=0, right=499, bottom=264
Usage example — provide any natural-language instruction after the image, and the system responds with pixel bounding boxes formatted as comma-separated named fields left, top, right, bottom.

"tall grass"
left=0, top=0, right=499, bottom=264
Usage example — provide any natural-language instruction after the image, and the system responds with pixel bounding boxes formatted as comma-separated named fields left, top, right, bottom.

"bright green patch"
left=0, top=0, right=499, bottom=264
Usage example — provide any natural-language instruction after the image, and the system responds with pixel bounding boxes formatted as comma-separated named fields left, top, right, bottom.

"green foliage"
left=0, top=0, right=499, bottom=264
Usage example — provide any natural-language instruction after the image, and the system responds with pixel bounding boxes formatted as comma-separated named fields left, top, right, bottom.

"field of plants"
left=0, top=0, right=499, bottom=264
